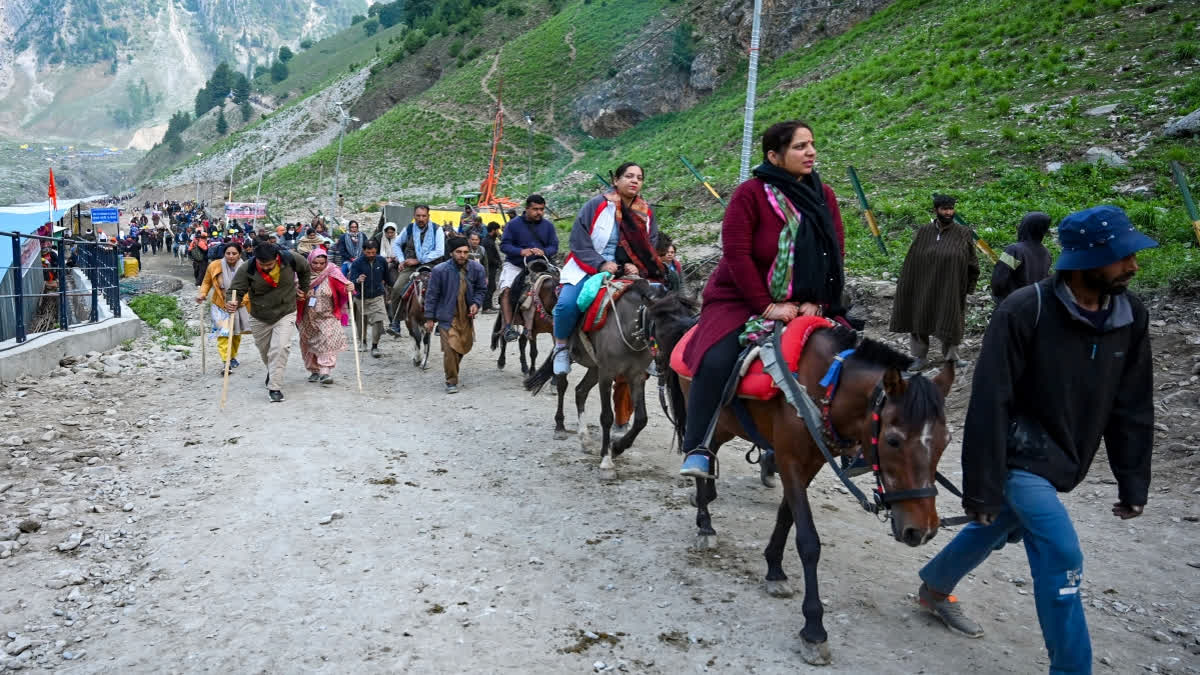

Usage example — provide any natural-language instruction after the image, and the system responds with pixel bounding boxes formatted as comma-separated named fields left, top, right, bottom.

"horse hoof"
left=694, top=534, right=718, bottom=550
left=598, top=467, right=617, bottom=481
left=553, top=429, right=570, bottom=441
left=765, top=579, right=794, bottom=598
left=795, top=639, right=832, bottom=666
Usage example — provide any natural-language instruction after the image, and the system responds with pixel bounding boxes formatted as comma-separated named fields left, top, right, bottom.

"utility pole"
left=524, top=111, right=534, bottom=196
left=253, top=145, right=269, bottom=227
left=194, top=152, right=203, bottom=204
left=331, top=102, right=360, bottom=226
left=737, top=0, right=763, bottom=183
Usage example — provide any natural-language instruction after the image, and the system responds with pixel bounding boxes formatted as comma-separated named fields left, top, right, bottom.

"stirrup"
left=680, top=449, right=718, bottom=480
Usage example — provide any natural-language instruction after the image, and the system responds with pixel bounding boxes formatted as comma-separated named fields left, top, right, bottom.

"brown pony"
left=657, top=320, right=956, bottom=666
left=403, top=265, right=433, bottom=369
left=490, top=260, right=558, bottom=374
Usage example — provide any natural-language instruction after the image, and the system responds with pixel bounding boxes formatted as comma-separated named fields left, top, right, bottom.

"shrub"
left=994, top=95, right=1011, bottom=116
left=363, top=18, right=379, bottom=36
left=671, top=23, right=697, bottom=71
left=503, top=2, right=524, bottom=17
left=299, top=39, right=313, bottom=50
left=1000, top=125, right=1018, bottom=142
left=351, top=14, right=365, bottom=24
left=278, top=46, right=294, bottom=62
left=1176, top=42, right=1199, bottom=61
left=404, top=29, right=428, bottom=54
left=946, top=124, right=962, bottom=142
left=270, top=59, right=288, bottom=82
left=448, top=39, right=464, bottom=57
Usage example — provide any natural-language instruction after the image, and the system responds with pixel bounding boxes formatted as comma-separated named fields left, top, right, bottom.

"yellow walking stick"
left=347, top=283, right=363, bottom=392
left=219, top=291, right=237, bottom=410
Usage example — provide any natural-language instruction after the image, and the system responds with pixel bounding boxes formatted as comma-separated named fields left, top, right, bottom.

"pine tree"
left=240, top=100, right=252, bottom=122
left=216, top=107, right=228, bottom=135
left=232, top=73, right=250, bottom=104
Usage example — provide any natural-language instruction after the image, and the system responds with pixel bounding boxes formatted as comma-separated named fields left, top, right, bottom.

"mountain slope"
left=163, top=0, right=1200, bottom=288
left=0, top=0, right=367, bottom=148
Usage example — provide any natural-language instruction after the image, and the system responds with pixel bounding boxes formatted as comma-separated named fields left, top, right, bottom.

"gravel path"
left=1, top=254, right=1197, bottom=673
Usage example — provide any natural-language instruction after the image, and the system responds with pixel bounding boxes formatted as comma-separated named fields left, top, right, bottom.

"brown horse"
left=403, top=265, right=433, bottom=369
left=490, top=260, right=558, bottom=374
left=658, top=321, right=955, bottom=665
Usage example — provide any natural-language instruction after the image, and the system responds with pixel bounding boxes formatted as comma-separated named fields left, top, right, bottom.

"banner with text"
left=225, top=202, right=267, bottom=219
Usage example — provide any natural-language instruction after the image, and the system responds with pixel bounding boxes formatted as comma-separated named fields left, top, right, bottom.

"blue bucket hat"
left=1055, top=205, right=1158, bottom=271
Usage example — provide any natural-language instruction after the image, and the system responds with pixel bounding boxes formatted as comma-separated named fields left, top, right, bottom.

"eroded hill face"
left=0, top=0, right=366, bottom=151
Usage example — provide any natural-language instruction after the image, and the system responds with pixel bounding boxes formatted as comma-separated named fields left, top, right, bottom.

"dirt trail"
left=479, top=47, right=583, bottom=170
left=0, top=255, right=1197, bottom=674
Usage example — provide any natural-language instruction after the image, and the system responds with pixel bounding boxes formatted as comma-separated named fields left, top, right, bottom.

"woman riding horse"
left=679, top=120, right=846, bottom=480
left=551, top=162, right=666, bottom=375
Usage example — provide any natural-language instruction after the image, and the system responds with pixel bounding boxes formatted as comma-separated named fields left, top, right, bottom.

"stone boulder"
left=1084, top=146, right=1128, bottom=168
left=1163, top=107, right=1200, bottom=138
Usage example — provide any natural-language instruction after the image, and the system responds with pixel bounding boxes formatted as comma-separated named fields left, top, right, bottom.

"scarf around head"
left=608, top=191, right=665, bottom=280
left=751, top=162, right=844, bottom=306
left=307, top=248, right=350, bottom=325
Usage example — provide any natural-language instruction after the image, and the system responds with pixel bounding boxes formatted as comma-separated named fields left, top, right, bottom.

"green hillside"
left=247, top=0, right=1200, bottom=288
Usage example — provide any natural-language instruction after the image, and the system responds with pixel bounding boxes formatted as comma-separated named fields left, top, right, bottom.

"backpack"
left=189, top=243, right=207, bottom=262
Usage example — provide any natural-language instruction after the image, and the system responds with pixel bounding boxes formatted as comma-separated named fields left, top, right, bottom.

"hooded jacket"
left=990, top=212, right=1052, bottom=301
left=962, top=274, right=1153, bottom=514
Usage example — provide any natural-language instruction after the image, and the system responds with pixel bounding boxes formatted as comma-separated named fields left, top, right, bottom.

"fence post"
left=11, top=234, right=25, bottom=343
left=110, top=248, right=121, bottom=318
left=57, top=236, right=69, bottom=330
left=87, top=243, right=98, bottom=323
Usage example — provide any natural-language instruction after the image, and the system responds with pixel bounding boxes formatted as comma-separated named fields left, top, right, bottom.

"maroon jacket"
left=682, top=178, right=844, bottom=373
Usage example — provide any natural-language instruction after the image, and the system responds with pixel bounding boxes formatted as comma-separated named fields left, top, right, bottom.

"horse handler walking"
left=424, top=237, right=487, bottom=394
left=916, top=206, right=1156, bottom=675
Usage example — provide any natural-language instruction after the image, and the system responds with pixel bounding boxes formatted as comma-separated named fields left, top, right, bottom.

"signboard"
left=90, top=208, right=119, bottom=223
left=225, top=202, right=267, bottom=219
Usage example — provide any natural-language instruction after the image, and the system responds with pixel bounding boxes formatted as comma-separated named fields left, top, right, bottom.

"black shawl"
left=751, top=162, right=844, bottom=308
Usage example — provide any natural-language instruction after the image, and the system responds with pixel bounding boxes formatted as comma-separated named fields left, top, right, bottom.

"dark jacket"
left=348, top=254, right=389, bottom=299
left=499, top=214, right=559, bottom=267
left=990, top=213, right=1053, bottom=302
left=962, top=275, right=1153, bottom=514
left=424, top=259, right=487, bottom=329
left=335, top=232, right=366, bottom=263
left=229, top=251, right=312, bottom=324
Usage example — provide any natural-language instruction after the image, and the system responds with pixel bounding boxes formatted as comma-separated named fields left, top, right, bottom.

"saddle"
left=580, top=278, right=637, bottom=333
left=670, top=316, right=833, bottom=400
left=520, top=272, right=557, bottom=316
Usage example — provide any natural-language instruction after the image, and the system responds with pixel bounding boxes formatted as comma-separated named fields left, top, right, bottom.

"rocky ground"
left=0, top=253, right=1197, bottom=673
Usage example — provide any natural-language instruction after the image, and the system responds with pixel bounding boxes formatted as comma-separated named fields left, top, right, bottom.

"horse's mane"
left=846, top=335, right=944, bottom=424
left=847, top=336, right=913, bottom=372
left=899, top=374, right=946, bottom=424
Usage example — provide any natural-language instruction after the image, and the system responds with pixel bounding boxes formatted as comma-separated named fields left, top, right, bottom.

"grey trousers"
left=251, top=313, right=296, bottom=391
left=910, top=333, right=960, bottom=362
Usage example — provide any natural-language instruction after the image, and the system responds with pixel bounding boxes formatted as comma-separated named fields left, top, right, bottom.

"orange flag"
left=48, top=168, right=57, bottom=210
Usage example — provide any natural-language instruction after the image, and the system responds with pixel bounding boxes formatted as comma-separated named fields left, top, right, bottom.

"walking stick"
left=347, top=284, right=364, bottom=392
left=201, top=300, right=209, bottom=375
left=359, top=281, right=366, bottom=347
left=219, top=291, right=237, bottom=410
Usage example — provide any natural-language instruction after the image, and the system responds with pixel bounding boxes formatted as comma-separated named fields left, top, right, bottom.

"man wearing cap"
left=890, top=193, right=979, bottom=370
left=498, top=195, right=558, bottom=342
left=424, top=237, right=487, bottom=394
left=914, top=205, right=1156, bottom=675
left=228, top=242, right=312, bottom=403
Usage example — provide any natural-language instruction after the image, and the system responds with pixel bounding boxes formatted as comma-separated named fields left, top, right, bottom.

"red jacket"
left=681, top=178, right=843, bottom=373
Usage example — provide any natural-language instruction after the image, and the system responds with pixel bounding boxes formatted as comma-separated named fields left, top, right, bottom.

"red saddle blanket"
left=582, top=278, right=636, bottom=333
left=669, top=316, right=833, bottom=401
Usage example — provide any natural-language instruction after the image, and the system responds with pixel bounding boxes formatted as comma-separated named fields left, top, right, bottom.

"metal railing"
left=1, top=230, right=122, bottom=347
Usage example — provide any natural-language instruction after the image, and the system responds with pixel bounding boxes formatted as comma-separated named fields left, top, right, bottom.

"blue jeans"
left=553, top=281, right=583, bottom=340
left=920, top=470, right=1090, bottom=675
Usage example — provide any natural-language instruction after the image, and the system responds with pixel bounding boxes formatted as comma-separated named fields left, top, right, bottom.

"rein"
left=759, top=323, right=970, bottom=528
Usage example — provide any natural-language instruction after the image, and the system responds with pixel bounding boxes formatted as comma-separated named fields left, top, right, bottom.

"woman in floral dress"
left=299, top=247, right=352, bottom=385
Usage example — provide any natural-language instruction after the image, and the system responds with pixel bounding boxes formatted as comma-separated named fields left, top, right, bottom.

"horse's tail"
left=524, top=349, right=556, bottom=395
left=489, top=312, right=502, bottom=351
left=664, top=369, right=687, bottom=452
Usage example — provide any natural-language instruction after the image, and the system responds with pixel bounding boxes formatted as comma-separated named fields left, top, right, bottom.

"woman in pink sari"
left=299, top=247, right=352, bottom=384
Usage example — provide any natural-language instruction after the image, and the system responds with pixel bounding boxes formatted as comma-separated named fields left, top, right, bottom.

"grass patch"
left=128, top=294, right=194, bottom=347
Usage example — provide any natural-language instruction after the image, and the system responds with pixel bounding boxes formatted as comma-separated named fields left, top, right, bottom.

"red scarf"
left=256, top=256, right=281, bottom=287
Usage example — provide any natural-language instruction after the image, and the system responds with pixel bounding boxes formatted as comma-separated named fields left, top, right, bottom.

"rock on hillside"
left=575, top=0, right=891, bottom=137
